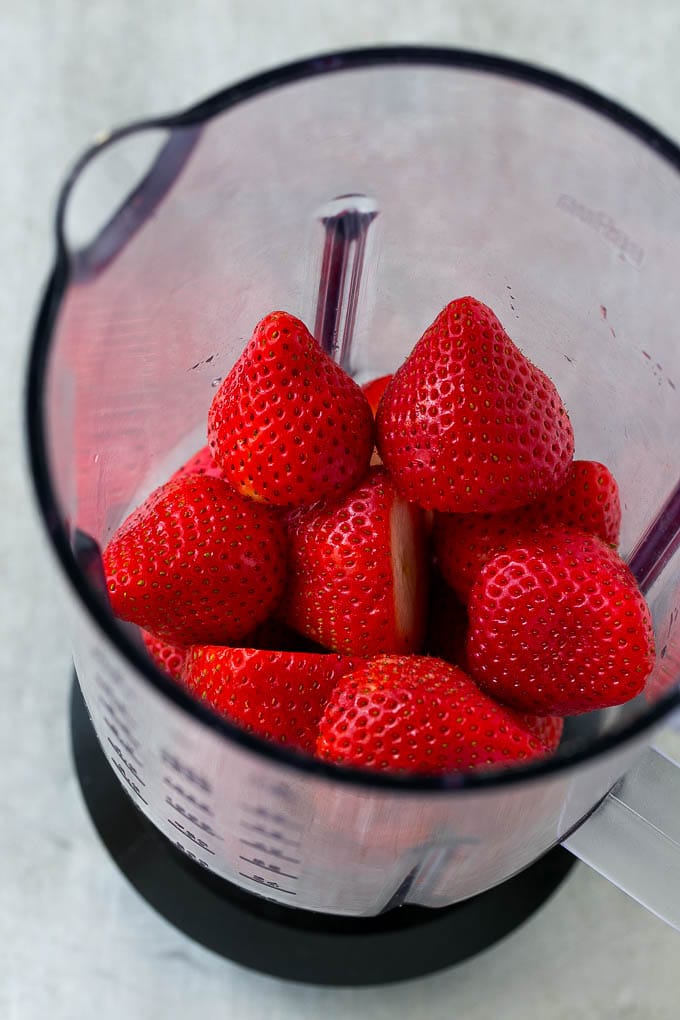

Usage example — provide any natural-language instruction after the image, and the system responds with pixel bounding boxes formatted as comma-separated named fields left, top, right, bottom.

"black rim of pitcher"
left=26, top=45, right=680, bottom=793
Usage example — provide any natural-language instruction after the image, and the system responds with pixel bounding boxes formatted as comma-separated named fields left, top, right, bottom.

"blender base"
left=70, top=676, right=576, bottom=986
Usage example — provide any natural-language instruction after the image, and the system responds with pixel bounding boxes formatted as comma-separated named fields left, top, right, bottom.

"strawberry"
left=375, top=296, right=574, bottom=513
left=362, top=374, right=393, bottom=417
left=142, top=630, right=187, bottom=682
left=208, top=310, right=374, bottom=507
left=141, top=617, right=324, bottom=683
left=434, top=460, right=621, bottom=601
left=170, top=444, right=225, bottom=482
left=534, top=460, right=621, bottom=545
left=467, top=526, right=655, bottom=715
left=184, top=647, right=361, bottom=753
left=363, top=374, right=393, bottom=466
left=522, top=715, right=564, bottom=753
left=316, top=655, right=558, bottom=774
left=424, top=580, right=569, bottom=758
left=283, top=466, right=428, bottom=656
left=103, top=474, right=287, bottom=646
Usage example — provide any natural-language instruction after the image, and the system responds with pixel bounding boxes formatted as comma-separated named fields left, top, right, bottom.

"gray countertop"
left=3, top=2, right=680, bottom=1017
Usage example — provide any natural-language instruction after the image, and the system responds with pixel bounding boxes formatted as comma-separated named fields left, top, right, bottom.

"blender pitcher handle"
left=562, top=741, right=680, bottom=929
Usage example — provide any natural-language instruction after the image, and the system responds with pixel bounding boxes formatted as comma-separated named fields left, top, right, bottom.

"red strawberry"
left=362, top=374, right=393, bottom=417
left=283, top=466, right=428, bottom=656
left=141, top=618, right=324, bottom=682
left=425, top=571, right=470, bottom=671
left=184, top=647, right=362, bottom=753
left=142, top=630, right=187, bottom=682
left=434, top=460, right=621, bottom=601
left=316, top=655, right=558, bottom=774
left=426, top=583, right=562, bottom=750
left=363, top=374, right=393, bottom=466
left=467, top=526, right=655, bottom=715
left=534, top=460, right=621, bottom=545
left=170, top=444, right=225, bottom=482
left=375, top=296, right=574, bottom=513
left=103, top=474, right=287, bottom=646
left=208, top=311, right=374, bottom=507
left=522, top=715, right=564, bottom=753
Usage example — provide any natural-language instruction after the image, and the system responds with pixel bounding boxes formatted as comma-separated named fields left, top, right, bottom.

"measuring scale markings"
left=164, top=794, right=222, bottom=838
left=160, top=747, right=221, bottom=869
left=160, top=749, right=211, bottom=792
left=102, top=712, right=143, bottom=766
left=96, top=674, right=133, bottom=720
left=239, top=838, right=300, bottom=866
left=240, top=820, right=301, bottom=848
left=241, top=803, right=303, bottom=830
left=163, top=775, right=213, bottom=815
left=89, top=649, right=305, bottom=896
left=236, top=785, right=303, bottom=896
left=93, top=669, right=149, bottom=806
left=106, top=738, right=145, bottom=785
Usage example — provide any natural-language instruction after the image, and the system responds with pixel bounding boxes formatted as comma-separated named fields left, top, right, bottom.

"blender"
left=26, top=47, right=680, bottom=985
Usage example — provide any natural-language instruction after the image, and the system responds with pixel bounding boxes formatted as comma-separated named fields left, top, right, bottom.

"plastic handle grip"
left=563, top=745, right=680, bottom=929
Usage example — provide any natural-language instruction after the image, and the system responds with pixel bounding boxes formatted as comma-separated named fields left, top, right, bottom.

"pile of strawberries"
left=103, top=297, right=655, bottom=775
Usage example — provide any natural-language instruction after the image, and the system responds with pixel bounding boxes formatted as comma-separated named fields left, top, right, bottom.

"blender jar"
left=27, top=48, right=680, bottom=941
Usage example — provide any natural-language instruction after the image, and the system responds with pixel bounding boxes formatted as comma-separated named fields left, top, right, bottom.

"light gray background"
left=2, top=2, right=680, bottom=1018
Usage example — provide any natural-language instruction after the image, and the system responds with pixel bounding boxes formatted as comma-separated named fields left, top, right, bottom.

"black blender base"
left=70, top=677, right=575, bottom=986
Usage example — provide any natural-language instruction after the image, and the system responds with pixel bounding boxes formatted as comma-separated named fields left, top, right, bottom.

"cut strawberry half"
left=284, top=466, right=428, bottom=656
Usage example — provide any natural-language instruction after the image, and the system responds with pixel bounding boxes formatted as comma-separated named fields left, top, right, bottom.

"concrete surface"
left=2, top=2, right=680, bottom=1018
